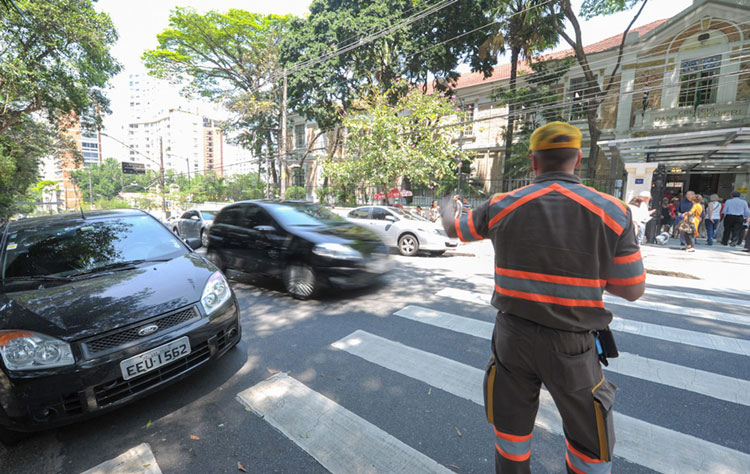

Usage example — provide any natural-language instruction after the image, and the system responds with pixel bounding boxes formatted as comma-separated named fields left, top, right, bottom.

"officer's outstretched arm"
left=440, top=196, right=458, bottom=238
left=605, top=281, right=645, bottom=301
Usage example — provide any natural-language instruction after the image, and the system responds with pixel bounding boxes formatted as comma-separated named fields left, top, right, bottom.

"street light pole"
left=88, top=168, right=93, bottom=210
left=159, top=137, right=167, bottom=218
left=457, top=97, right=465, bottom=196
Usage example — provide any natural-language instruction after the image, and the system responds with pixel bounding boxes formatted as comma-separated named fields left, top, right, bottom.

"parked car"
left=172, top=209, right=220, bottom=247
left=0, top=209, right=240, bottom=444
left=345, top=205, right=458, bottom=256
left=206, top=200, right=391, bottom=299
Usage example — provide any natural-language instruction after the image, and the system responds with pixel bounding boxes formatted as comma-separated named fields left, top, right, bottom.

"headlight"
left=201, top=271, right=232, bottom=317
left=0, top=330, right=75, bottom=371
left=312, top=243, right=363, bottom=261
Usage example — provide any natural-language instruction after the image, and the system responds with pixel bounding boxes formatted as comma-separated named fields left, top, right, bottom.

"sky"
left=95, top=0, right=694, bottom=136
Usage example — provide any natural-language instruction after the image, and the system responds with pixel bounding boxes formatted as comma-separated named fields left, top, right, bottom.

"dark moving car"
left=172, top=209, right=219, bottom=247
left=0, top=210, right=241, bottom=444
left=206, top=200, right=391, bottom=299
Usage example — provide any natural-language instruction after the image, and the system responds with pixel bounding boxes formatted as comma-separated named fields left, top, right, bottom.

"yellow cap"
left=529, top=121, right=582, bottom=151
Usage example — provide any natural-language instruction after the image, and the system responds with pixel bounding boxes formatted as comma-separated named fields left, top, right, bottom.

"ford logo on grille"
left=137, top=324, right=159, bottom=337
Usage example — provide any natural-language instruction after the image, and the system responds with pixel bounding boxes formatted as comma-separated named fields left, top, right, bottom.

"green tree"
left=0, top=0, right=119, bottom=219
left=281, top=0, right=498, bottom=142
left=143, top=9, right=293, bottom=189
left=0, top=118, right=56, bottom=219
left=0, top=0, right=120, bottom=134
left=484, top=0, right=560, bottom=190
left=323, top=86, right=466, bottom=197
left=70, top=158, right=125, bottom=202
left=547, top=0, right=648, bottom=178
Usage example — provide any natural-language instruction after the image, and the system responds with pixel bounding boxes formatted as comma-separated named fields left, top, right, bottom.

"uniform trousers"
left=483, top=312, right=616, bottom=474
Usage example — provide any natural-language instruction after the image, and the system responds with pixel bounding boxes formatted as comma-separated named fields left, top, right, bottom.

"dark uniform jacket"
left=455, top=172, right=644, bottom=332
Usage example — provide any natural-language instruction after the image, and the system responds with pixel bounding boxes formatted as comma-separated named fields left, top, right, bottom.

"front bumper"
left=417, top=232, right=459, bottom=251
left=0, top=300, right=241, bottom=433
left=315, top=255, right=393, bottom=289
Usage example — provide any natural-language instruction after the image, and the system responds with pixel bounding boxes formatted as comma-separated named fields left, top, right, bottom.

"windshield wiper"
left=68, top=258, right=172, bottom=278
left=2, top=275, right=73, bottom=283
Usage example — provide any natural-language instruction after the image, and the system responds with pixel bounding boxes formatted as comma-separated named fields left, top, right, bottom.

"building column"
left=623, top=162, right=659, bottom=203
left=615, top=67, right=636, bottom=133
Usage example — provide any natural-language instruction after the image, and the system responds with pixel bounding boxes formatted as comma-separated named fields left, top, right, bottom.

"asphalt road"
left=1, top=251, right=749, bottom=473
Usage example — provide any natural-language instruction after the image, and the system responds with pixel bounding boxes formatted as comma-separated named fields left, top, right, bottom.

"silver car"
left=345, top=206, right=458, bottom=256
left=172, top=209, right=220, bottom=247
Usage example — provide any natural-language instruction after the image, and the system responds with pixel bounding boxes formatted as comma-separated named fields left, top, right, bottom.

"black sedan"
left=206, top=200, right=391, bottom=299
left=0, top=209, right=240, bottom=444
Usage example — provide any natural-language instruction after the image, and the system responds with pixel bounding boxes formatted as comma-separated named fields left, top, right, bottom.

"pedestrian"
left=628, top=192, right=654, bottom=245
left=441, top=122, right=644, bottom=473
left=462, top=197, right=472, bottom=211
left=696, top=194, right=706, bottom=238
left=679, top=194, right=702, bottom=252
left=415, top=205, right=425, bottom=218
left=676, top=191, right=695, bottom=245
left=720, top=191, right=750, bottom=246
left=452, top=194, right=463, bottom=219
left=429, top=200, right=440, bottom=222
left=659, top=197, right=672, bottom=233
left=704, top=194, right=722, bottom=246
left=669, top=197, right=679, bottom=237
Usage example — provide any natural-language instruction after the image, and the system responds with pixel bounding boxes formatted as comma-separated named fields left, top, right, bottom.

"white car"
left=345, top=206, right=458, bottom=256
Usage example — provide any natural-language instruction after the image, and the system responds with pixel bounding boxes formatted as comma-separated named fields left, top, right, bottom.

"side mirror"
left=185, top=237, right=202, bottom=250
left=190, top=215, right=200, bottom=221
left=254, top=225, right=276, bottom=233
left=385, top=215, right=397, bottom=222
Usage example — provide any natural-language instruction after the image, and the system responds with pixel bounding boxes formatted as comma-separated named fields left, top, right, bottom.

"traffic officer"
left=441, top=122, right=645, bottom=473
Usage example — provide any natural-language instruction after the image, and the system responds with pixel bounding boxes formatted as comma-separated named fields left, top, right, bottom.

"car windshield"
left=1, top=215, right=187, bottom=283
left=389, top=207, right=430, bottom=222
left=270, top=203, right=348, bottom=227
left=200, top=211, right=217, bottom=220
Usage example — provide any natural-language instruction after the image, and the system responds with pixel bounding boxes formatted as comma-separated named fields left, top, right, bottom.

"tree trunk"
left=586, top=108, right=601, bottom=179
left=494, top=47, right=520, bottom=194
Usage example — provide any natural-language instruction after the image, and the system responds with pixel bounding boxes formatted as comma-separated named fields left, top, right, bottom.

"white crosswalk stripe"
left=394, top=305, right=750, bottom=406
left=437, top=286, right=750, bottom=327
left=237, top=373, right=453, bottom=474
left=80, top=443, right=162, bottom=474
left=332, top=330, right=750, bottom=474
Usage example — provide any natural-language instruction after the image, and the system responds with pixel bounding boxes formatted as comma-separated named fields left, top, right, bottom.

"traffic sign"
left=122, top=162, right=146, bottom=174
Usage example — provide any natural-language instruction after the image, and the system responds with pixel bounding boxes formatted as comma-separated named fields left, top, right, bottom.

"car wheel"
left=398, top=234, right=419, bottom=256
left=200, top=229, right=208, bottom=248
left=0, top=426, right=27, bottom=446
left=283, top=264, right=317, bottom=300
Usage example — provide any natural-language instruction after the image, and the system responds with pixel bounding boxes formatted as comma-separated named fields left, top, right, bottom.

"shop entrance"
left=688, top=173, right=721, bottom=196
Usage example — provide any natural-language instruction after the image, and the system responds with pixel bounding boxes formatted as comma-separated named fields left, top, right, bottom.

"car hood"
left=0, top=253, right=216, bottom=342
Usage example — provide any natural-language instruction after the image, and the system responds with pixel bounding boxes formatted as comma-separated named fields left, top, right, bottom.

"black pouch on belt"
left=595, top=328, right=619, bottom=366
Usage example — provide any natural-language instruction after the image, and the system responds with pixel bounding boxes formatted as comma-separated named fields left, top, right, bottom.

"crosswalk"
left=236, top=278, right=750, bottom=474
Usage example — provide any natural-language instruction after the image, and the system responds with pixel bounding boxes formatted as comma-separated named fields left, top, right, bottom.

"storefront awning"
left=600, top=127, right=750, bottom=172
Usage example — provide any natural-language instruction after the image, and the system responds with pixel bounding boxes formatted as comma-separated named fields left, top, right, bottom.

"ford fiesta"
left=0, top=209, right=241, bottom=444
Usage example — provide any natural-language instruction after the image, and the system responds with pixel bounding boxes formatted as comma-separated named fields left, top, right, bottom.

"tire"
left=283, top=264, right=317, bottom=300
left=0, top=426, right=27, bottom=446
left=200, top=229, right=208, bottom=248
left=173, top=227, right=180, bottom=236
left=397, top=234, right=419, bottom=256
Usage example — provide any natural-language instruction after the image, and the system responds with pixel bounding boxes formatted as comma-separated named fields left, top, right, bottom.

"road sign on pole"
left=122, top=162, right=146, bottom=174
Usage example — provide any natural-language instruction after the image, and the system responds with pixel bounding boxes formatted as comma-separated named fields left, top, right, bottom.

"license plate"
left=120, top=336, right=191, bottom=381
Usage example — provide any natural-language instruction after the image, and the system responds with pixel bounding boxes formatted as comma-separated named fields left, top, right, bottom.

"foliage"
left=492, top=58, right=575, bottom=179
left=281, top=0, right=498, bottom=132
left=70, top=158, right=124, bottom=202
left=285, top=186, right=307, bottom=200
left=92, top=197, right=131, bottom=210
left=323, top=86, right=466, bottom=195
left=579, top=0, right=641, bottom=19
left=0, top=0, right=120, bottom=134
left=0, top=118, right=56, bottom=220
left=143, top=9, right=293, bottom=176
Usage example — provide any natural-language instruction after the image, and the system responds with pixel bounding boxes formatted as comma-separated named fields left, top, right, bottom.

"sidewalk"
left=452, top=237, right=750, bottom=291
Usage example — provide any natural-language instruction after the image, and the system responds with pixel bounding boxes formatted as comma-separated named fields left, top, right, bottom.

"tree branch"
left=603, top=0, right=648, bottom=95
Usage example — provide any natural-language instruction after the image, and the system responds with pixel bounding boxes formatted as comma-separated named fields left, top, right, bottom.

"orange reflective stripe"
left=584, top=185, right=627, bottom=213
left=613, top=250, right=642, bottom=265
left=455, top=215, right=465, bottom=242
left=496, top=444, right=531, bottom=462
left=565, top=453, right=589, bottom=474
left=566, top=440, right=607, bottom=464
left=608, top=272, right=646, bottom=286
left=490, top=192, right=508, bottom=206
left=488, top=186, right=556, bottom=229
left=551, top=184, right=624, bottom=235
left=496, top=285, right=605, bottom=308
left=466, top=210, right=482, bottom=240
left=496, top=266, right=606, bottom=288
left=494, top=427, right=532, bottom=443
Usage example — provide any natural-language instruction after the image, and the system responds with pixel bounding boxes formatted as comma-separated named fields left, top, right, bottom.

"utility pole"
left=186, top=157, right=191, bottom=185
left=456, top=97, right=465, bottom=196
left=159, top=137, right=167, bottom=218
left=88, top=168, right=93, bottom=210
left=279, top=69, right=288, bottom=199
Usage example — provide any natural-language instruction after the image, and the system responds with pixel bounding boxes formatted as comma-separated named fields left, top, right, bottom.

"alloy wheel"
left=398, top=235, right=418, bottom=256
left=284, top=264, right=316, bottom=299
